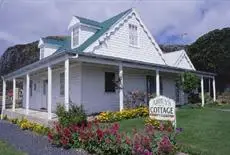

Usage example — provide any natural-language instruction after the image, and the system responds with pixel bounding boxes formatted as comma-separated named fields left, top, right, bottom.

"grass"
left=0, top=140, right=26, bottom=155
left=176, top=107, right=230, bottom=155
left=118, top=105, right=230, bottom=155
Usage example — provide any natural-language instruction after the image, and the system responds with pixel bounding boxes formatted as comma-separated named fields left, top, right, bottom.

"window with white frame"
left=129, top=24, right=138, bottom=46
left=40, top=47, right=44, bottom=59
left=72, top=27, right=79, bottom=47
left=60, top=72, right=65, bottom=96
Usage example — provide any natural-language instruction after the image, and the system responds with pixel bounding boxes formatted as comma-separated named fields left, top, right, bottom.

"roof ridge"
left=101, top=8, right=132, bottom=25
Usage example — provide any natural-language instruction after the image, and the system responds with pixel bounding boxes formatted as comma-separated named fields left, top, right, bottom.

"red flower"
left=125, top=136, right=131, bottom=145
left=158, top=136, right=173, bottom=154
left=96, top=129, right=104, bottom=141
left=47, top=131, right=53, bottom=141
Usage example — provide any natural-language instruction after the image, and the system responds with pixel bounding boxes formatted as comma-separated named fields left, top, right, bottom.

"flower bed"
left=97, top=107, right=148, bottom=123
left=3, top=116, right=50, bottom=135
left=48, top=120, right=177, bottom=155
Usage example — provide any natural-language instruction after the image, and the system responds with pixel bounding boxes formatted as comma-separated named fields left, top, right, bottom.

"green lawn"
left=119, top=106, right=230, bottom=155
left=0, top=141, right=25, bottom=155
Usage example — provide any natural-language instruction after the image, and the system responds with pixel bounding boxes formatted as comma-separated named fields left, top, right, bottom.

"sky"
left=0, top=0, right=230, bottom=55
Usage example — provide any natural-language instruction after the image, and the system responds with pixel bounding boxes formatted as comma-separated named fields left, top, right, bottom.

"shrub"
left=180, top=72, right=199, bottom=94
left=2, top=115, right=8, bottom=120
left=124, top=90, right=148, bottom=108
left=188, top=92, right=201, bottom=104
left=97, top=107, right=148, bottom=123
left=48, top=120, right=177, bottom=154
left=56, top=104, right=87, bottom=127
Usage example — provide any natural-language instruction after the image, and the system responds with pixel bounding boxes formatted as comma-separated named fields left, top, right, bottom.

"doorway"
left=41, top=79, right=48, bottom=110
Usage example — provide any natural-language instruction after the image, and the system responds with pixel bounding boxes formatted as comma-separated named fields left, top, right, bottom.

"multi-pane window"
left=129, top=24, right=138, bottom=46
left=40, top=48, right=44, bottom=59
left=72, top=27, right=79, bottom=47
left=105, top=72, right=115, bottom=92
left=60, top=73, right=65, bottom=96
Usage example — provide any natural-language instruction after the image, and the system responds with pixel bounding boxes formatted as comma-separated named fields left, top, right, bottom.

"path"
left=0, top=120, right=88, bottom=155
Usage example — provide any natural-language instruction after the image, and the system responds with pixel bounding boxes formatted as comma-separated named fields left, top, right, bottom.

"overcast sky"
left=0, top=0, right=230, bottom=55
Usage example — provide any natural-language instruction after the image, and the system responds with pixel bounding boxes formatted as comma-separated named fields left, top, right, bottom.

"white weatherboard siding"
left=21, top=64, right=81, bottom=112
left=41, top=45, right=59, bottom=59
left=90, top=14, right=165, bottom=65
left=81, top=64, right=119, bottom=113
left=176, top=55, right=194, bottom=70
left=162, top=76, right=176, bottom=101
left=164, top=50, right=195, bottom=70
left=80, top=25, right=97, bottom=45
left=123, top=69, right=149, bottom=93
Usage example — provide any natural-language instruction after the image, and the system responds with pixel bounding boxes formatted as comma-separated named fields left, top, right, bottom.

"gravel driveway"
left=0, top=120, right=88, bottom=155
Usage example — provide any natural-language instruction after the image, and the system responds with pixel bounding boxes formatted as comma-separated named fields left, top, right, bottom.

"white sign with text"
left=149, top=96, right=176, bottom=121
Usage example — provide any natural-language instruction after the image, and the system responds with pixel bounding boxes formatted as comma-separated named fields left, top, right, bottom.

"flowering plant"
left=97, top=107, right=148, bottom=123
left=48, top=120, right=177, bottom=154
left=8, top=117, right=50, bottom=135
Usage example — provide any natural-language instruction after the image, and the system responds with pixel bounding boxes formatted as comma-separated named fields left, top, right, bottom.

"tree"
left=187, top=28, right=230, bottom=92
left=178, top=72, right=199, bottom=94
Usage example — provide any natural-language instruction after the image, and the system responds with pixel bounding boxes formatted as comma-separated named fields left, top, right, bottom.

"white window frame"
left=40, top=47, right=44, bottom=59
left=128, top=23, right=139, bottom=47
left=72, top=26, right=80, bottom=49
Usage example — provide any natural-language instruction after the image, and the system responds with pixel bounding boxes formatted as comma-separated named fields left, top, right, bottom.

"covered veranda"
left=1, top=52, right=217, bottom=124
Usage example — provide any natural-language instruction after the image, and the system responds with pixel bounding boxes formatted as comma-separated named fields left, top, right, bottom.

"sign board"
left=149, top=96, right=176, bottom=121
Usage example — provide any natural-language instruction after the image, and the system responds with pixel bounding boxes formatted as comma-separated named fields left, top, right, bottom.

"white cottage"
left=1, top=8, right=216, bottom=122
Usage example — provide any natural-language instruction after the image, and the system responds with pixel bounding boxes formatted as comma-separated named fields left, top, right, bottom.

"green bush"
left=56, top=104, right=87, bottom=127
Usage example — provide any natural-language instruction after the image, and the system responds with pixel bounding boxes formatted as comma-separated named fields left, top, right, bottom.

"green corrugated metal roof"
left=74, top=16, right=102, bottom=28
left=74, top=8, right=132, bottom=53
left=42, top=36, right=70, bottom=47
left=43, top=9, right=132, bottom=54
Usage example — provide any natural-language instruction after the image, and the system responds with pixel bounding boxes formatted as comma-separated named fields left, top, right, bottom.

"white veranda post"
left=26, top=74, right=30, bottom=114
left=201, top=76, right=205, bottom=107
left=1, top=79, right=6, bottom=119
left=48, top=66, right=52, bottom=119
left=12, top=78, right=16, bottom=111
left=119, top=63, right=124, bottom=111
left=213, top=77, right=216, bottom=102
left=65, top=59, right=70, bottom=111
left=209, top=78, right=211, bottom=96
left=156, top=69, right=160, bottom=96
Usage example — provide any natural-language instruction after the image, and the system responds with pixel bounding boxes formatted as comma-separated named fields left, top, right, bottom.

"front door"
left=41, top=79, right=48, bottom=110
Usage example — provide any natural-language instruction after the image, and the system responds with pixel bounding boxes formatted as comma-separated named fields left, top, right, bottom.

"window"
left=105, top=72, right=115, bottom=92
left=60, top=73, right=65, bottom=96
left=34, top=83, right=36, bottom=91
left=129, top=24, right=138, bottom=46
left=146, top=76, right=156, bottom=95
left=30, top=80, right=33, bottom=96
left=43, top=80, right=47, bottom=95
left=72, top=27, right=79, bottom=47
left=40, top=47, right=44, bottom=59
